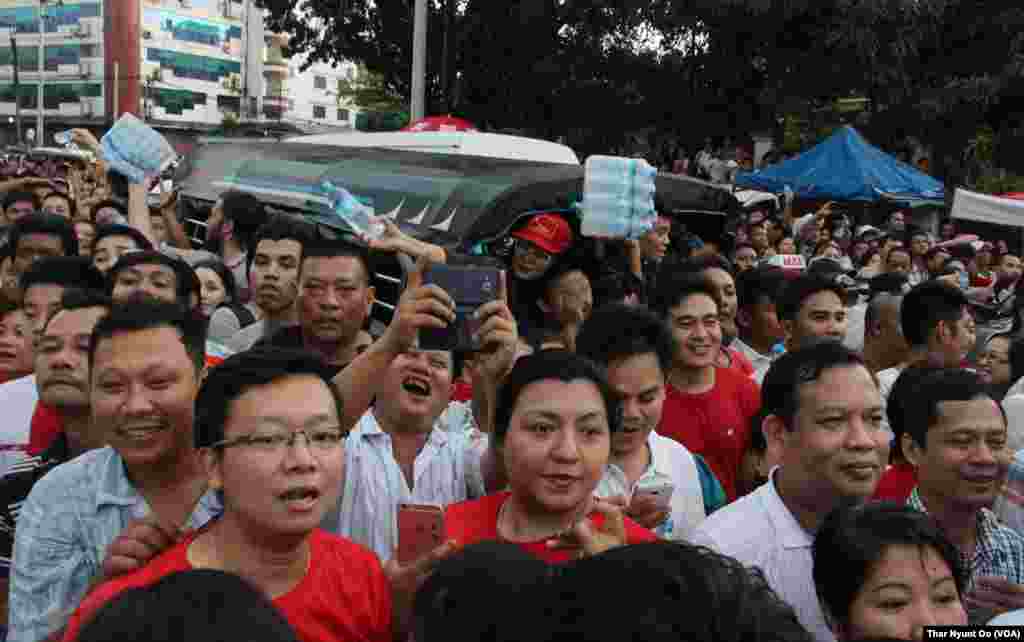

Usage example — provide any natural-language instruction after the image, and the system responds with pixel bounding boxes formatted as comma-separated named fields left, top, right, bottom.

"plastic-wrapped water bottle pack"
left=100, top=113, right=178, bottom=184
left=581, top=155, right=657, bottom=240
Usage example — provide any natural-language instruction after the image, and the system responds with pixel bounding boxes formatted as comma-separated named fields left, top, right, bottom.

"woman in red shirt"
left=445, top=351, right=656, bottom=562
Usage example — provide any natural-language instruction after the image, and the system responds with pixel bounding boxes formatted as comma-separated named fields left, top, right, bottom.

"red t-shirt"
left=658, top=367, right=761, bottom=502
left=63, top=528, right=393, bottom=642
left=27, top=402, right=62, bottom=456
left=444, top=491, right=657, bottom=563
left=873, top=462, right=917, bottom=503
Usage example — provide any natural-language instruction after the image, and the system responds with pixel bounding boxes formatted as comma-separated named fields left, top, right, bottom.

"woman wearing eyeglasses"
left=61, top=347, right=395, bottom=642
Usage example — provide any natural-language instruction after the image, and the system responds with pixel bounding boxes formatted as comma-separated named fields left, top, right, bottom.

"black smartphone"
left=420, top=264, right=501, bottom=352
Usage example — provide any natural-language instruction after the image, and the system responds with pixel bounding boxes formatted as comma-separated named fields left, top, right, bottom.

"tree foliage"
left=258, top=0, right=1024, bottom=165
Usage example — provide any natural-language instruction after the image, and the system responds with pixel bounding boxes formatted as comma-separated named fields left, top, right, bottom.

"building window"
left=337, top=108, right=349, bottom=121
left=314, top=75, right=326, bottom=89
left=313, top=105, right=326, bottom=119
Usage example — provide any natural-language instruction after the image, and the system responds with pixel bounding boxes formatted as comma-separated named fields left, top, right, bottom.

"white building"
left=279, top=53, right=357, bottom=132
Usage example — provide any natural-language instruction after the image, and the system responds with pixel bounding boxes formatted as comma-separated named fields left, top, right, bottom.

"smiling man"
left=8, top=302, right=221, bottom=642
left=692, top=342, right=889, bottom=642
left=60, top=346, right=393, bottom=642
left=777, top=275, right=849, bottom=352
left=651, top=272, right=760, bottom=502
left=895, top=368, right=1024, bottom=624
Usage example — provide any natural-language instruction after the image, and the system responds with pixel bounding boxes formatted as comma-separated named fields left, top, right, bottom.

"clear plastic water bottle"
left=320, top=180, right=384, bottom=240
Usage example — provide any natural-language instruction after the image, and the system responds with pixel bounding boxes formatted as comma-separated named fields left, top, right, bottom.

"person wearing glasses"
left=60, top=345, right=394, bottom=642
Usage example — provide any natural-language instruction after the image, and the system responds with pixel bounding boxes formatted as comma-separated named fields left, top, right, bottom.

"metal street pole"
left=410, top=0, right=426, bottom=121
left=36, top=0, right=44, bottom=143
left=11, top=34, right=21, bottom=145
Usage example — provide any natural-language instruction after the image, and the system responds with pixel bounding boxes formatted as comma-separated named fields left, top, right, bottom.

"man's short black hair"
left=899, top=280, right=970, bottom=348
left=2, top=190, right=38, bottom=212
left=777, top=275, right=847, bottom=322
left=762, top=341, right=868, bottom=430
left=813, top=502, right=966, bottom=628
left=194, top=346, right=344, bottom=449
left=551, top=542, right=813, bottom=642
left=107, top=251, right=200, bottom=309
left=77, top=569, right=300, bottom=642
left=868, top=272, right=910, bottom=296
left=41, top=288, right=112, bottom=334
left=92, top=224, right=154, bottom=254
left=650, top=271, right=718, bottom=320
left=576, top=303, right=674, bottom=376
left=590, top=271, right=641, bottom=309
left=676, top=254, right=734, bottom=277
left=220, top=190, right=269, bottom=254
left=898, top=368, right=1004, bottom=450
left=493, top=351, right=621, bottom=445
left=7, top=213, right=78, bottom=258
left=246, top=215, right=314, bottom=279
left=736, top=265, right=786, bottom=311
left=301, top=239, right=373, bottom=285
left=89, top=300, right=207, bottom=374
left=20, top=256, right=105, bottom=293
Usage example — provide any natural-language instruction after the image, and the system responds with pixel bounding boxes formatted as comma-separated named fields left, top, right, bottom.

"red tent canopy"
left=402, top=116, right=478, bottom=132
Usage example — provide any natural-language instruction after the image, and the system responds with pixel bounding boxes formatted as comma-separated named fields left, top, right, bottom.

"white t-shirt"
left=595, top=431, right=705, bottom=541
left=877, top=366, right=904, bottom=437
left=0, top=375, right=38, bottom=476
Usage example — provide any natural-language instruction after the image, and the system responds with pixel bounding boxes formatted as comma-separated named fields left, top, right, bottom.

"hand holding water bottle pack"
left=100, top=113, right=178, bottom=184
left=580, top=155, right=658, bottom=240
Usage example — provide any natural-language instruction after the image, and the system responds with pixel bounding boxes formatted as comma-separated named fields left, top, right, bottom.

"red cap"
left=512, top=213, right=572, bottom=255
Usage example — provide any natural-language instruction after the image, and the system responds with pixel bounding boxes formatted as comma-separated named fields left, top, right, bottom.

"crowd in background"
left=0, top=127, right=1018, bottom=642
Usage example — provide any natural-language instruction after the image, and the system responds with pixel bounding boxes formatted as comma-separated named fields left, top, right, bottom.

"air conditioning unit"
left=79, top=62, right=91, bottom=78
left=142, top=30, right=152, bottom=39
left=80, top=99, right=93, bottom=116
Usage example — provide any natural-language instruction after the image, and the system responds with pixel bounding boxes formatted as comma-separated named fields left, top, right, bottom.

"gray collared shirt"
left=8, top=447, right=221, bottom=642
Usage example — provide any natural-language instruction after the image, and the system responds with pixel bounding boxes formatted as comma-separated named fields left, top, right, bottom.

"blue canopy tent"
left=734, top=126, right=945, bottom=205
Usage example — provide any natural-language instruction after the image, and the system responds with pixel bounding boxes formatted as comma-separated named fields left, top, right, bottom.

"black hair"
left=246, top=216, right=314, bottom=280
left=590, top=271, right=641, bottom=309
left=107, top=251, right=201, bottom=309
left=900, top=281, right=970, bottom=348
left=492, top=350, right=621, bottom=445
left=576, top=303, right=674, bottom=376
left=89, top=301, right=207, bottom=374
left=301, top=239, right=373, bottom=286
left=413, top=541, right=553, bottom=642
left=551, top=542, right=813, bottom=642
left=19, top=256, right=106, bottom=293
left=195, top=346, right=343, bottom=449
left=899, top=368, right=1004, bottom=450
left=677, top=253, right=734, bottom=277
left=736, top=265, right=787, bottom=310
left=92, top=224, right=154, bottom=254
left=7, top=213, right=78, bottom=258
left=777, top=275, right=847, bottom=322
left=864, top=291, right=903, bottom=336
left=40, top=288, right=112, bottom=334
left=193, top=259, right=238, bottom=304
left=40, top=190, right=75, bottom=215
left=650, top=271, right=718, bottom=320
left=813, top=502, right=966, bottom=627
left=89, top=199, right=126, bottom=222
left=2, top=190, right=38, bottom=211
left=220, top=191, right=269, bottom=254
left=76, top=569, right=300, bottom=642
left=762, top=341, right=868, bottom=430
left=868, top=272, right=909, bottom=296
left=1010, top=336, right=1024, bottom=389
left=0, top=298, right=18, bottom=319
left=749, top=409, right=768, bottom=453
left=886, top=245, right=912, bottom=261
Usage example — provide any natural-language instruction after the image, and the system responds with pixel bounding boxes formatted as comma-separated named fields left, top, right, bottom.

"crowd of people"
left=0, top=126, right=1020, bottom=642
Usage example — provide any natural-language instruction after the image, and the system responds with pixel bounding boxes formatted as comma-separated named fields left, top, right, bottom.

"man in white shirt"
left=577, top=303, right=716, bottom=540
left=691, top=341, right=889, bottom=642
left=324, top=259, right=518, bottom=560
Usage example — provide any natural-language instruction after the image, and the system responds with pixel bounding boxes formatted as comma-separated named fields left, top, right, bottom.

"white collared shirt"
left=731, top=337, right=774, bottom=384
left=595, top=431, right=705, bottom=541
left=690, top=468, right=835, bottom=642
left=0, top=375, right=38, bottom=477
left=331, top=403, right=487, bottom=561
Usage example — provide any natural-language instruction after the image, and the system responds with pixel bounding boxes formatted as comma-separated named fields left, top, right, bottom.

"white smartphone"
left=634, top=477, right=675, bottom=509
